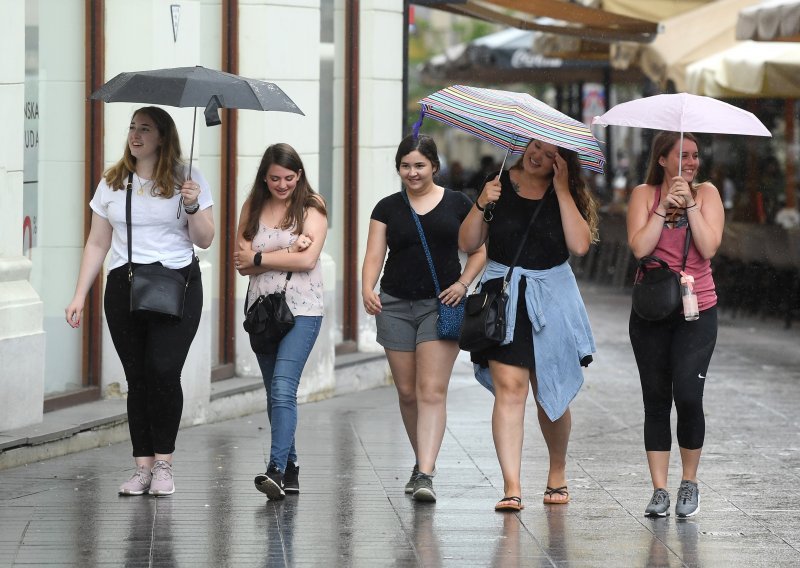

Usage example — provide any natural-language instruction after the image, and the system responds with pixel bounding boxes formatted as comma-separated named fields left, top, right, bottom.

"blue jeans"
left=256, top=315, right=322, bottom=472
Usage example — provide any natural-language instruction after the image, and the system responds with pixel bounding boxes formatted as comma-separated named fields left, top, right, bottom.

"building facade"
left=0, top=0, right=403, bottom=431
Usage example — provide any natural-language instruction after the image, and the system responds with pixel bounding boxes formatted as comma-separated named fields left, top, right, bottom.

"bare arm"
left=685, top=182, right=724, bottom=259
left=553, top=154, right=591, bottom=256
left=439, top=244, right=487, bottom=306
left=627, top=184, right=668, bottom=260
left=361, top=219, right=388, bottom=315
left=459, top=177, right=500, bottom=252
left=65, top=213, right=113, bottom=327
left=180, top=179, right=215, bottom=248
left=235, top=205, right=328, bottom=275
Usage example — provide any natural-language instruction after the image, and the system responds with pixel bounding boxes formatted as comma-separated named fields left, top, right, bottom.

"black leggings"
left=104, top=260, right=202, bottom=456
left=629, top=306, right=717, bottom=451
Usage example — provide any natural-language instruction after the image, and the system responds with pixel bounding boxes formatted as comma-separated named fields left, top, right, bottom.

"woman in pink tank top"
left=626, top=131, right=725, bottom=519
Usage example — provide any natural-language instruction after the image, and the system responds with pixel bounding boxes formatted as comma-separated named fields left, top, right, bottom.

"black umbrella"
left=89, top=65, right=304, bottom=174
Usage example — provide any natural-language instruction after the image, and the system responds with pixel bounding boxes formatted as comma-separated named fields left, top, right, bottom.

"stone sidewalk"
left=1, top=283, right=799, bottom=567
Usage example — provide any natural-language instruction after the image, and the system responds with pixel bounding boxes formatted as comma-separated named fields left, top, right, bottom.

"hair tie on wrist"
left=475, top=201, right=485, bottom=212
left=654, top=211, right=666, bottom=218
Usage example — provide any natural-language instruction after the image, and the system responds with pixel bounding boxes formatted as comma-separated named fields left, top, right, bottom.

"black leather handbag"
left=126, top=173, right=188, bottom=319
left=458, top=188, right=551, bottom=352
left=631, top=228, right=692, bottom=321
left=243, top=275, right=295, bottom=354
left=458, top=280, right=508, bottom=351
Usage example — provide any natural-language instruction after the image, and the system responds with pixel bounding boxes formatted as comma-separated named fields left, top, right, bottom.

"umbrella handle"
left=187, top=107, right=196, bottom=181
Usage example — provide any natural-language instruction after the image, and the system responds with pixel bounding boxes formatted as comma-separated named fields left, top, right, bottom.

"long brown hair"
left=644, top=131, right=700, bottom=189
left=510, top=145, right=600, bottom=243
left=103, top=106, right=185, bottom=197
left=242, top=143, right=327, bottom=240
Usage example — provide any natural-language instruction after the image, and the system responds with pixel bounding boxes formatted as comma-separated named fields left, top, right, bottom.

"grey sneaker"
left=119, top=465, right=152, bottom=495
left=404, top=464, right=419, bottom=494
left=254, top=465, right=285, bottom=500
left=645, top=488, right=670, bottom=517
left=283, top=462, right=299, bottom=494
left=675, top=480, right=700, bottom=518
left=411, top=473, right=436, bottom=502
left=148, top=460, right=175, bottom=496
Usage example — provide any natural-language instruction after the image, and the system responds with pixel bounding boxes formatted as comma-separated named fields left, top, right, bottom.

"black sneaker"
left=412, top=473, right=436, bottom=502
left=254, top=465, right=285, bottom=500
left=404, top=464, right=419, bottom=494
left=283, top=462, right=300, bottom=494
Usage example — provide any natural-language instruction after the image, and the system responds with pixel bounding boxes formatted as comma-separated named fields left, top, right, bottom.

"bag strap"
left=502, top=187, right=552, bottom=287
left=126, top=172, right=134, bottom=282
left=401, top=190, right=442, bottom=295
left=243, top=266, right=293, bottom=316
left=681, top=227, right=692, bottom=271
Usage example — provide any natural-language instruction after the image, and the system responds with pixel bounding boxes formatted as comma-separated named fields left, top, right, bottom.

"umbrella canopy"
left=90, top=65, right=303, bottom=116
left=415, top=85, right=605, bottom=173
left=686, top=41, right=800, bottom=97
left=736, top=0, right=800, bottom=41
left=592, top=93, right=771, bottom=137
left=89, top=65, right=304, bottom=173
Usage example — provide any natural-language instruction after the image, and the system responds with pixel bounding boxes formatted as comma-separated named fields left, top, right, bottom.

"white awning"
left=686, top=41, right=800, bottom=97
left=736, top=0, right=800, bottom=41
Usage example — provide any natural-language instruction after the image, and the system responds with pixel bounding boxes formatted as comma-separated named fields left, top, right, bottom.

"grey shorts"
left=375, top=291, right=439, bottom=351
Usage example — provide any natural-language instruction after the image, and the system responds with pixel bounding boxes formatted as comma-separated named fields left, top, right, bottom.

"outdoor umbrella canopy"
left=415, top=85, right=606, bottom=173
left=89, top=65, right=304, bottom=172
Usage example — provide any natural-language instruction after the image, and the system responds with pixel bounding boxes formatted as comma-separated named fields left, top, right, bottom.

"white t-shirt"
left=90, top=166, right=214, bottom=270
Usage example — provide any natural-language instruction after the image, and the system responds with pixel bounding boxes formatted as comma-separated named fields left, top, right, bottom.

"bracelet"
left=475, top=201, right=486, bottom=212
left=686, top=203, right=698, bottom=210
left=457, top=280, right=469, bottom=290
left=653, top=211, right=666, bottom=218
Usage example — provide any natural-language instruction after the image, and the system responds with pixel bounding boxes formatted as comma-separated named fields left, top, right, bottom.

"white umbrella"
left=592, top=93, right=771, bottom=175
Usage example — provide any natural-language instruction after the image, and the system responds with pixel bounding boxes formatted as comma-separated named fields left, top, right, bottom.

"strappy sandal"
left=495, top=496, right=524, bottom=512
left=543, top=486, right=570, bottom=505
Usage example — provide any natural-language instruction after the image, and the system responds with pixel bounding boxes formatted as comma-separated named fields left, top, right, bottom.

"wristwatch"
left=254, top=252, right=262, bottom=267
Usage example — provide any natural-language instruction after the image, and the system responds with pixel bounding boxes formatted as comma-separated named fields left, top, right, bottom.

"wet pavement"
left=1, top=283, right=799, bottom=567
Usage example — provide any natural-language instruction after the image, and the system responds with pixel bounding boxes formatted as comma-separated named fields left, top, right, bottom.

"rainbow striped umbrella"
left=414, top=85, right=605, bottom=173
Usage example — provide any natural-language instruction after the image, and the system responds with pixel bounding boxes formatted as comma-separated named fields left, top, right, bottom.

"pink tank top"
left=648, top=187, right=717, bottom=311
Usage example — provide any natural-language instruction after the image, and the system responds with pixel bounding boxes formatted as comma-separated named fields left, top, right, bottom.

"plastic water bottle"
left=680, top=272, right=699, bottom=321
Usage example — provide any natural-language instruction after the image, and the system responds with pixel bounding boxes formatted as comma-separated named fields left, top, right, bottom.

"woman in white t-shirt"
left=234, top=143, right=327, bottom=500
left=65, top=107, right=215, bottom=497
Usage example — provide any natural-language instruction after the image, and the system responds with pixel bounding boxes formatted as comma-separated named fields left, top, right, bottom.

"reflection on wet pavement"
left=1, top=284, right=799, bottom=566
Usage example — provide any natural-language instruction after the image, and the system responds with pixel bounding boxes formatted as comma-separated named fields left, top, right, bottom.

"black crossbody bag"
left=458, top=188, right=551, bottom=352
left=631, top=227, right=692, bottom=321
left=126, top=172, right=190, bottom=319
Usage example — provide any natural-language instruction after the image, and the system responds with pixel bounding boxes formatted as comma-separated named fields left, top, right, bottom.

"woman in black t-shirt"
left=459, top=139, right=599, bottom=512
left=362, top=134, right=486, bottom=502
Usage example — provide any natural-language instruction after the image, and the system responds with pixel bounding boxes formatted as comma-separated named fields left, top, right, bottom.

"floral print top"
left=247, top=221, right=324, bottom=317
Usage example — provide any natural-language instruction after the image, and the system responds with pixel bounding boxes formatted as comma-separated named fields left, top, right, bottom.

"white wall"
left=0, top=0, right=45, bottom=431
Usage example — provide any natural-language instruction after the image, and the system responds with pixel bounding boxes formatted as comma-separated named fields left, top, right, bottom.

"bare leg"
left=135, top=456, right=155, bottom=468
left=154, top=453, right=172, bottom=464
left=414, top=340, right=460, bottom=474
left=679, top=447, right=702, bottom=482
left=385, top=349, right=420, bottom=459
left=490, top=361, right=530, bottom=499
left=646, top=450, right=671, bottom=489
left=531, top=375, right=571, bottom=502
